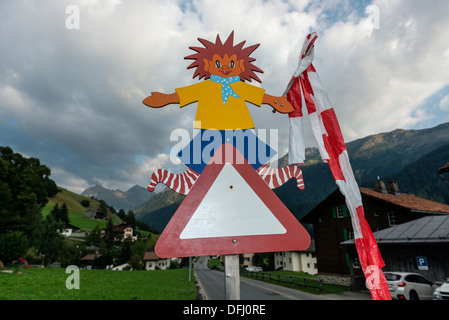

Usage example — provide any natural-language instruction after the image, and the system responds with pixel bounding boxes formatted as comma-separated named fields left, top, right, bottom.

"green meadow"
left=0, top=268, right=196, bottom=300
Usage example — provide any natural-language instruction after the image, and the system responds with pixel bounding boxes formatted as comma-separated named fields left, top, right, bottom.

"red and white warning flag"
left=286, top=32, right=391, bottom=300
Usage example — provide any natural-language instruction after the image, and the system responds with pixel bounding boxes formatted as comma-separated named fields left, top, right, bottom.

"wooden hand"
left=143, top=92, right=180, bottom=108
left=262, top=94, right=294, bottom=114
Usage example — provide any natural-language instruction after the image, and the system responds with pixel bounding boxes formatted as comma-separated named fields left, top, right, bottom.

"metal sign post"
left=224, top=254, right=240, bottom=300
left=189, top=256, right=192, bottom=281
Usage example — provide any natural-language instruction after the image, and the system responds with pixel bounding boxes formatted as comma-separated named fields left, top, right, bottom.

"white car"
left=384, top=272, right=437, bottom=300
left=245, top=266, right=262, bottom=272
left=433, top=278, right=449, bottom=300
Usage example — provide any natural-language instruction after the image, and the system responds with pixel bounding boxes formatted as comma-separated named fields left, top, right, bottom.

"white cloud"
left=51, top=167, right=90, bottom=194
left=1, top=0, right=448, bottom=193
left=440, top=95, right=449, bottom=111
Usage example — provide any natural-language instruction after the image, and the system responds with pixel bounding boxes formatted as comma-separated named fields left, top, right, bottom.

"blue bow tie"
left=210, top=75, right=240, bottom=105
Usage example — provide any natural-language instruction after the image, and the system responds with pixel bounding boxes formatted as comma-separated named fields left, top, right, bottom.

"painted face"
left=203, top=54, right=245, bottom=78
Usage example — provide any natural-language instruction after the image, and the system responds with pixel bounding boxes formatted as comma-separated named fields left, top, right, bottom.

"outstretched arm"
left=262, top=94, right=294, bottom=114
left=143, top=92, right=180, bottom=108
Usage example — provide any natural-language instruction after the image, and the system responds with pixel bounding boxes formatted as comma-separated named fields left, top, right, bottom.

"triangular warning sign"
left=155, top=144, right=311, bottom=258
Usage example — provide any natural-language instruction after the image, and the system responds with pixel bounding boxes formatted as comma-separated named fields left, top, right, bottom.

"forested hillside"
left=135, top=123, right=449, bottom=232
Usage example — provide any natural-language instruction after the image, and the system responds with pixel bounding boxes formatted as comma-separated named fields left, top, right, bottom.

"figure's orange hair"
left=185, top=31, right=263, bottom=83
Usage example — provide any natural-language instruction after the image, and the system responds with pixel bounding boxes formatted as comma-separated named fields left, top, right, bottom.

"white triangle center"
left=179, top=163, right=287, bottom=239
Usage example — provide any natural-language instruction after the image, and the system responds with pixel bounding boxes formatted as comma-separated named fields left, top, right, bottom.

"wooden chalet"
left=300, top=181, right=449, bottom=286
left=101, top=223, right=137, bottom=242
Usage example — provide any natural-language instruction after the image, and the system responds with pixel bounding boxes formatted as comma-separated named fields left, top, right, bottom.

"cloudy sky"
left=1, top=0, right=449, bottom=194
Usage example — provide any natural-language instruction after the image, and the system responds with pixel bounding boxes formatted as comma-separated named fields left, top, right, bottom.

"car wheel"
left=409, top=290, right=419, bottom=300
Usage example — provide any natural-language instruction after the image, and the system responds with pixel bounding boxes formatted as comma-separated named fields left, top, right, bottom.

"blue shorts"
left=177, top=129, right=277, bottom=174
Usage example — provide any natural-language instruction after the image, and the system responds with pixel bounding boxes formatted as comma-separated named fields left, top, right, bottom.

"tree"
left=85, top=224, right=102, bottom=247
left=0, top=231, right=29, bottom=263
left=99, top=200, right=108, bottom=216
left=37, top=214, right=65, bottom=266
left=48, top=203, right=70, bottom=229
left=124, top=210, right=137, bottom=231
left=129, top=254, right=143, bottom=270
left=119, top=237, right=132, bottom=264
left=103, top=218, right=115, bottom=252
left=117, top=209, right=126, bottom=221
left=80, top=199, right=90, bottom=208
left=60, top=203, right=70, bottom=227
left=252, top=252, right=275, bottom=270
left=0, top=146, right=56, bottom=242
left=46, top=179, right=59, bottom=197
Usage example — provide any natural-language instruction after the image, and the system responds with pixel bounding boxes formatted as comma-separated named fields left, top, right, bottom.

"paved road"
left=194, top=256, right=371, bottom=300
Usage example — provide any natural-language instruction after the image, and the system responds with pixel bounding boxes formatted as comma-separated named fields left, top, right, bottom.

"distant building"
left=85, top=210, right=106, bottom=220
left=274, top=240, right=317, bottom=275
left=240, top=253, right=255, bottom=268
left=143, top=251, right=170, bottom=270
left=80, top=252, right=102, bottom=269
left=101, top=223, right=137, bottom=242
left=59, top=224, right=80, bottom=237
left=301, top=181, right=449, bottom=287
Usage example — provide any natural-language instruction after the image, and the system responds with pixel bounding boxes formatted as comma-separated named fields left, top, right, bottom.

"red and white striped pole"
left=286, top=33, right=391, bottom=300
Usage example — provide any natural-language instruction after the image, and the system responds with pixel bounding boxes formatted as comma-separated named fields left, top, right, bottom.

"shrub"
left=0, top=231, right=29, bottom=263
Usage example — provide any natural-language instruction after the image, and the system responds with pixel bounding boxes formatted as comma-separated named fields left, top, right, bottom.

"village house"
left=60, top=223, right=81, bottom=237
left=143, top=250, right=171, bottom=270
left=80, top=252, right=102, bottom=269
left=274, top=240, right=317, bottom=275
left=102, top=223, right=137, bottom=242
left=300, top=180, right=449, bottom=287
left=85, top=210, right=106, bottom=220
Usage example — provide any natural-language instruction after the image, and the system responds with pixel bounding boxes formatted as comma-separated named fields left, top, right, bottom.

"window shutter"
left=343, top=205, right=349, bottom=218
left=332, top=206, right=336, bottom=218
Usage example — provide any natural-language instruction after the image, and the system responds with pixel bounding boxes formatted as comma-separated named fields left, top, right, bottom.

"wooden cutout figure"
left=143, top=31, right=304, bottom=195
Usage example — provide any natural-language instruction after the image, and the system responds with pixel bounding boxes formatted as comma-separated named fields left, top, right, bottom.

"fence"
left=241, top=271, right=323, bottom=291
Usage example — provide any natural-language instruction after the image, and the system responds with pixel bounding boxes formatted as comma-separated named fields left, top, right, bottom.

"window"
left=388, top=211, right=398, bottom=226
left=336, top=206, right=345, bottom=218
left=352, top=257, right=361, bottom=269
left=333, top=205, right=348, bottom=218
left=405, top=274, right=433, bottom=286
left=348, top=229, right=354, bottom=240
left=343, top=228, right=354, bottom=241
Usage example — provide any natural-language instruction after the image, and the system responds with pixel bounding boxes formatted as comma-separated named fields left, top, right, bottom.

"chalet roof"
left=301, top=185, right=449, bottom=224
left=102, top=223, right=132, bottom=232
left=143, top=251, right=162, bottom=261
left=80, top=253, right=102, bottom=261
left=342, top=215, right=449, bottom=245
left=360, top=188, right=449, bottom=214
left=113, top=223, right=132, bottom=232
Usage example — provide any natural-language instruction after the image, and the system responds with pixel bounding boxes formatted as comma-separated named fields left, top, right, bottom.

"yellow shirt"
left=175, top=80, right=265, bottom=130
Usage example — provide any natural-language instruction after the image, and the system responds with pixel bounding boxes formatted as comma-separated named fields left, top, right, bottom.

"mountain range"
left=81, top=184, right=155, bottom=211
left=127, top=122, right=449, bottom=232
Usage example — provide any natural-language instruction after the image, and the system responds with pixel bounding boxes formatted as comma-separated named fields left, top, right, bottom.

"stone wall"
left=318, top=273, right=352, bottom=287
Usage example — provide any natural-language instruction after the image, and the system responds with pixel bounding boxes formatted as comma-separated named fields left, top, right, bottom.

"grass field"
left=0, top=268, right=196, bottom=300
left=43, top=188, right=122, bottom=230
left=43, top=188, right=155, bottom=239
left=241, top=270, right=350, bottom=295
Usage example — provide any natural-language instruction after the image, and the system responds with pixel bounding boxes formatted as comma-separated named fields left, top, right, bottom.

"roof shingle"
left=360, top=188, right=449, bottom=214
